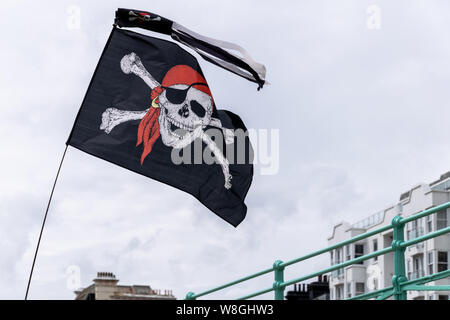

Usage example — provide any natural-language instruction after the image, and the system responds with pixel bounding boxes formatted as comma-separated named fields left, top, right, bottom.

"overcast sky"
left=2, top=0, right=450, bottom=300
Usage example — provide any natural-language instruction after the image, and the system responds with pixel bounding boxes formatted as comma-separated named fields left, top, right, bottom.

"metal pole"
left=25, top=145, right=68, bottom=300
left=391, top=216, right=407, bottom=300
left=273, top=260, right=285, bottom=300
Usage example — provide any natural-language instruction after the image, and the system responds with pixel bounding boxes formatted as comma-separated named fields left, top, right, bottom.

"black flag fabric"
left=114, top=8, right=267, bottom=89
left=67, top=27, right=253, bottom=227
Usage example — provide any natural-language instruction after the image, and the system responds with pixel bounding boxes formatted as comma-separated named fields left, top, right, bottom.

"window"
left=330, top=251, right=334, bottom=266
left=407, top=259, right=411, bottom=279
left=413, top=219, right=418, bottom=238
left=408, top=219, right=424, bottom=240
left=337, top=268, right=344, bottom=280
left=336, top=286, right=344, bottom=300
left=407, top=220, right=415, bottom=240
left=428, top=252, right=434, bottom=275
left=373, top=239, right=378, bottom=261
left=438, top=252, right=448, bottom=272
left=355, top=282, right=365, bottom=295
left=336, top=248, right=342, bottom=264
left=413, top=256, right=424, bottom=279
left=438, top=295, right=449, bottom=301
left=355, top=244, right=364, bottom=264
left=334, top=249, right=344, bottom=279
left=426, top=215, right=433, bottom=233
left=345, top=245, right=351, bottom=261
left=437, top=210, right=448, bottom=230
left=346, top=283, right=352, bottom=298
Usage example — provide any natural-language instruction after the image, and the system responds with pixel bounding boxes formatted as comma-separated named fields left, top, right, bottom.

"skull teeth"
left=171, top=131, right=182, bottom=139
left=166, top=116, right=194, bottom=131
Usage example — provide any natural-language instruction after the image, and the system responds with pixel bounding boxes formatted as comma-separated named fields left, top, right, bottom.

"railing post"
left=391, top=216, right=407, bottom=300
left=185, top=292, right=196, bottom=300
left=273, top=260, right=285, bottom=300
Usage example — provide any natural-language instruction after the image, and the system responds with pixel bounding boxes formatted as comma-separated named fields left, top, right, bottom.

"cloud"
left=1, top=0, right=450, bottom=300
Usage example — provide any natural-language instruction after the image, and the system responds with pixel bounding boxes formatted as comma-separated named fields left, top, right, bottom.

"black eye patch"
left=162, top=82, right=209, bottom=105
left=164, top=87, right=188, bottom=104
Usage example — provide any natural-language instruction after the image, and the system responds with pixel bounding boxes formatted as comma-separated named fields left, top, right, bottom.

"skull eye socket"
left=190, top=100, right=206, bottom=118
left=162, top=82, right=209, bottom=105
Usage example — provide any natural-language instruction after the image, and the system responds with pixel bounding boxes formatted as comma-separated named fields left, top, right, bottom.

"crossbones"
left=99, top=52, right=234, bottom=189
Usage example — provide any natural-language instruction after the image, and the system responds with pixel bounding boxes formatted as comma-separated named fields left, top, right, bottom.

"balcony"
left=407, top=227, right=424, bottom=241
left=407, top=228, right=425, bottom=255
left=408, top=269, right=425, bottom=280
left=352, top=211, right=384, bottom=229
left=331, top=269, right=344, bottom=283
left=408, top=243, right=424, bottom=256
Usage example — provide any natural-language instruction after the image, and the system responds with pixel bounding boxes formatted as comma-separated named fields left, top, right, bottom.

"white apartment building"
left=327, top=172, right=450, bottom=300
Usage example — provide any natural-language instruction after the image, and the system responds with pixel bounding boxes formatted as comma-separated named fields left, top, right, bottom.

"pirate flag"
left=114, top=8, right=266, bottom=89
left=67, top=22, right=258, bottom=227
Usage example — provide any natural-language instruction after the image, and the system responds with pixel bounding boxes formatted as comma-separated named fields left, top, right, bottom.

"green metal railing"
left=186, top=202, right=450, bottom=300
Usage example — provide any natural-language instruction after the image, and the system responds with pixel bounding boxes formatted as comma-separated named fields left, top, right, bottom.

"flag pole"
left=25, top=144, right=69, bottom=300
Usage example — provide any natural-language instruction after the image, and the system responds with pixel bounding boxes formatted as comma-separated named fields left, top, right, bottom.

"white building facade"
left=327, top=172, right=450, bottom=300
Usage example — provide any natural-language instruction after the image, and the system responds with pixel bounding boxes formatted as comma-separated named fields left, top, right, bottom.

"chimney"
left=94, top=272, right=119, bottom=286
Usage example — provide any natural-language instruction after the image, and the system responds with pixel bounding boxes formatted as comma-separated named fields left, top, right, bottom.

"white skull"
left=158, top=84, right=213, bottom=147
